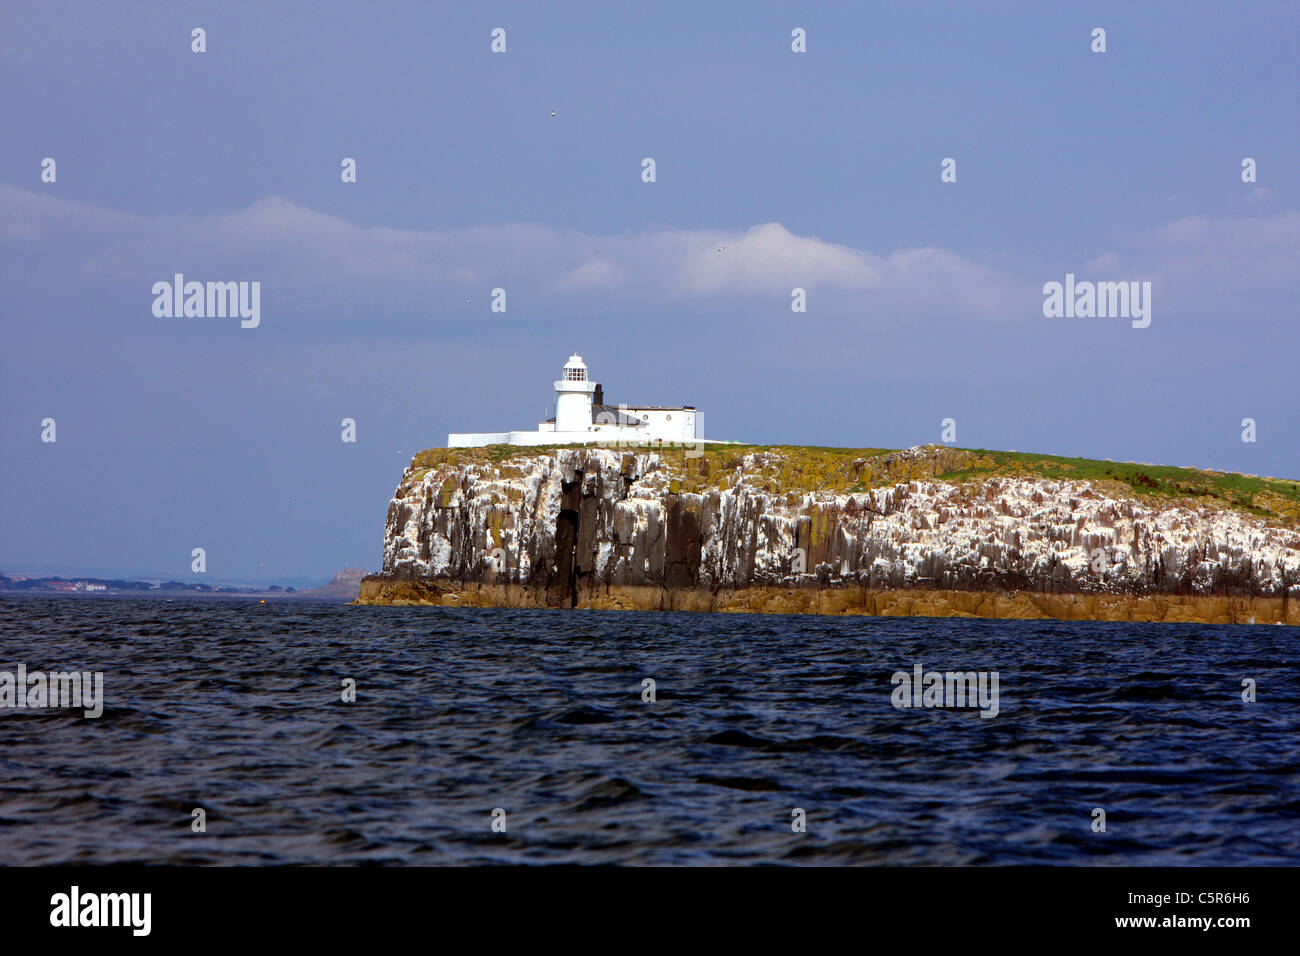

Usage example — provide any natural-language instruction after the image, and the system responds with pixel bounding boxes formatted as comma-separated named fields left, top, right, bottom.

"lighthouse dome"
left=561, top=354, right=588, bottom=381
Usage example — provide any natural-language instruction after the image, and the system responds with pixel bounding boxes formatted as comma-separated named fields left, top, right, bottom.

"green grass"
left=408, top=444, right=1300, bottom=523
left=935, top=448, right=1300, bottom=521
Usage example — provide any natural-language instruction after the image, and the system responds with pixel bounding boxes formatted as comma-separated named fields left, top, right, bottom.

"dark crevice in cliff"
left=554, top=509, right=579, bottom=607
left=664, top=494, right=703, bottom=589
left=553, top=472, right=584, bottom=608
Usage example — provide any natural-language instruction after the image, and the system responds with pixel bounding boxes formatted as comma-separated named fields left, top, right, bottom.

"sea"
left=1, top=595, right=1297, bottom=865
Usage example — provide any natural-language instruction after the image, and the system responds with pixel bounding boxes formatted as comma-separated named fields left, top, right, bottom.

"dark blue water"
left=1, top=595, right=1297, bottom=864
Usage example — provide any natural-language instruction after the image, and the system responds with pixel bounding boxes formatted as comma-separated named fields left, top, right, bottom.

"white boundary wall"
left=448, top=426, right=734, bottom=449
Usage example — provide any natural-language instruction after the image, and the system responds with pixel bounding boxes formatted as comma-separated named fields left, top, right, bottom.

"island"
left=356, top=444, right=1300, bottom=625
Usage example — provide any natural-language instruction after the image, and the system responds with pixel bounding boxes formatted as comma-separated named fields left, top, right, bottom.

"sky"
left=2, top=1, right=1297, bottom=583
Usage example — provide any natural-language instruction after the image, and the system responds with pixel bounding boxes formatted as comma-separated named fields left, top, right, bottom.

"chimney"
left=593, top=383, right=604, bottom=407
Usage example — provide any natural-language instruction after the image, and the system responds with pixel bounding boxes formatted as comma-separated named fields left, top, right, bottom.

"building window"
left=564, top=368, right=586, bottom=382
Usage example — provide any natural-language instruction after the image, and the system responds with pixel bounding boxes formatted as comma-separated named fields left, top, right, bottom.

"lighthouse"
left=446, top=353, right=724, bottom=448
left=553, top=354, right=597, bottom=433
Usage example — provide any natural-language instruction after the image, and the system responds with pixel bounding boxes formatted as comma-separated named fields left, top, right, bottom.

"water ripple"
left=0, top=595, right=1297, bottom=864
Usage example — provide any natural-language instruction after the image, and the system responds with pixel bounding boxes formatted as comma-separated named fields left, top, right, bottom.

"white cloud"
left=674, top=222, right=881, bottom=295
left=554, top=255, right=623, bottom=291
left=0, top=188, right=1018, bottom=319
left=1144, top=211, right=1300, bottom=285
left=2, top=187, right=1294, bottom=332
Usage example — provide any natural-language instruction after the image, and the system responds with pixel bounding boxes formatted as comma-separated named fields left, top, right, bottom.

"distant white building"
left=448, top=354, right=725, bottom=448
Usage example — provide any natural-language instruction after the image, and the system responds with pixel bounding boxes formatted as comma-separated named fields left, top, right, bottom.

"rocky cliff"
left=357, top=445, right=1300, bottom=624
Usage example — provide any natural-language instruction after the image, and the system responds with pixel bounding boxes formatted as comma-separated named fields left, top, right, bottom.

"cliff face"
left=358, top=446, right=1300, bottom=624
left=293, top=567, right=367, bottom=602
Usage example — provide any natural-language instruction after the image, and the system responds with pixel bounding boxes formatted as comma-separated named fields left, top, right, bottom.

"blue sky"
left=2, top=1, right=1297, bottom=582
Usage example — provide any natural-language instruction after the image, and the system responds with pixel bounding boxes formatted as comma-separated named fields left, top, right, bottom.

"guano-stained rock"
left=359, top=447, right=1300, bottom=624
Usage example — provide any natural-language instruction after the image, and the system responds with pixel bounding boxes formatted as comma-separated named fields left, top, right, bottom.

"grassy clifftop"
left=941, top=448, right=1300, bottom=522
left=407, top=444, right=1300, bottom=525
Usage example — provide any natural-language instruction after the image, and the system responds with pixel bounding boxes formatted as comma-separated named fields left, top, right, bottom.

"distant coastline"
left=2, top=568, right=367, bottom=603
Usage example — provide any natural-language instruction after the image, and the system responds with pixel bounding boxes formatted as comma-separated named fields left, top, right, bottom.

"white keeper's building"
left=448, top=354, right=724, bottom=448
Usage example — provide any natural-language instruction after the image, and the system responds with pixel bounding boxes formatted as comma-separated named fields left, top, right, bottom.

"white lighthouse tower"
left=446, top=352, right=724, bottom=448
left=553, top=353, right=596, bottom=433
